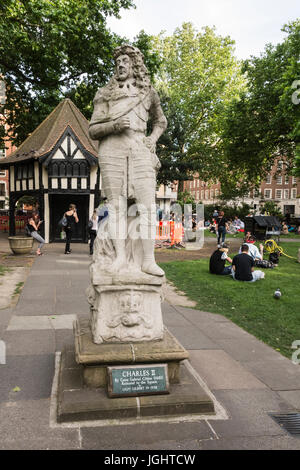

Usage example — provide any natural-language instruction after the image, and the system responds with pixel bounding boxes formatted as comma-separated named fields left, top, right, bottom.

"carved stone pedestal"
left=56, top=317, right=215, bottom=423
left=87, top=271, right=165, bottom=344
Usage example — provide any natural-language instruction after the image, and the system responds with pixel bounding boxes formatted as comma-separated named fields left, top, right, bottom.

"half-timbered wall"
left=47, top=132, right=90, bottom=192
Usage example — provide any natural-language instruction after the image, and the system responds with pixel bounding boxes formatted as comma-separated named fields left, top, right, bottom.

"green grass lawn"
left=204, top=230, right=300, bottom=240
left=204, top=230, right=244, bottom=239
left=160, top=242, right=300, bottom=359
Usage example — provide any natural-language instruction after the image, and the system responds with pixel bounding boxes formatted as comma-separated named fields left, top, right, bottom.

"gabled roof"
left=0, top=99, right=98, bottom=165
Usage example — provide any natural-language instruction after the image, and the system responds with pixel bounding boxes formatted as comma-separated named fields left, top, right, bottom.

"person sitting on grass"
left=232, top=244, right=265, bottom=282
left=209, top=243, right=232, bottom=275
left=239, top=241, right=263, bottom=261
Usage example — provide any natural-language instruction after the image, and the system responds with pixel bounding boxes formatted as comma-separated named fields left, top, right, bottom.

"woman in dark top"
left=27, top=212, right=45, bottom=255
left=216, top=211, right=228, bottom=246
left=64, top=204, right=79, bottom=254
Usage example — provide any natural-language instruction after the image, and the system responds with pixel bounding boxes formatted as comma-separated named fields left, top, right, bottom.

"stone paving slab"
left=244, top=359, right=300, bottom=391
left=208, top=389, right=293, bottom=439
left=14, top=297, right=55, bottom=316
left=3, top=330, right=55, bottom=355
left=198, top=435, right=300, bottom=450
left=80, top=420, right=214, bottom=450
left=0, top=399, right=79, bottom=450
left=174, top=305, right=231, bottom=323
left=162, top=309, right=194, bottom=327
left=55, top=329, right=76, bottom=352
left=189, top=350, right=267, bottom=390
left=167, top=325, right=219, bottom=350
left=196, top=321, right=255, bottom=340
left=0, top=355, right=54, bottom=402
left=277, top=390, right=300, bottom=409
left=214, top=337, right=285, bottom=363
left=7, top=314, right=77, bottom=331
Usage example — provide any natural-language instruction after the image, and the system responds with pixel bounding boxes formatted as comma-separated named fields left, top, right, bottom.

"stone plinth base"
left=57, top=346, right=215, bottom=423
left=87, top=272, right=165, bottom=344
left=74, top=317, right=189, bottom=387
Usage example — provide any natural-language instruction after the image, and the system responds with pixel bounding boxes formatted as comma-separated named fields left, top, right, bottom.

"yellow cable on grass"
left=264, top=239, right=298, bottom=260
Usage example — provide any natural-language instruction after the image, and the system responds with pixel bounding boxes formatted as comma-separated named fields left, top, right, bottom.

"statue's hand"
left=144, top=136, right=156, bottom=153
left=114, top=116, right=130, bottom=132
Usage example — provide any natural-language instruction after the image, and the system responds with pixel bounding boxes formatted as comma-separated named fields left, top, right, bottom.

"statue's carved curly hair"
left=113, top=44, right=151, bottom=90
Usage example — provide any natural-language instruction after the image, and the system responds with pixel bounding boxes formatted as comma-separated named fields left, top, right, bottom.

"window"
left=275, top=189, right=282, bottom=199
left=0, top=148, right=6, bottom=158
left=284, top=189, right=289, bottom=199
left=264, top=189, right=272, bottom=199
left=196, top=191, right=199, bottom=200
left=276, top=176, right=282, bottom=184
left=201, top=190, right=204, bottom=200
left=292, top=188, right=297, bottom=199
left=266, top=174, right=272, bottom=184
left=284, top=175, right=289, bottom=185
left=0, top=183, right=5, bottom=196
left=210, top=189, right=214, bottom=199
left=15, top=163, right=34, bottom=180
left=277, top=160, right=283, bottom=170
left=292, top=177, right=297, bottom=184
left=215, top=189, right=219, bottom=197
left=205, top=190, right=209, bottom=199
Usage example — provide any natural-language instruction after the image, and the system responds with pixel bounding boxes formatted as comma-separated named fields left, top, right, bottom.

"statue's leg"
left=107, top=196, right=127, bottom=272
left=100, top=155, right=127, bottom=272
left=135, top=184, right=164, bottom=277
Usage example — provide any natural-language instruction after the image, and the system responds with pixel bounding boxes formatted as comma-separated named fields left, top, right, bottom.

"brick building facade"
left=183, top=160, right=300, bottom=217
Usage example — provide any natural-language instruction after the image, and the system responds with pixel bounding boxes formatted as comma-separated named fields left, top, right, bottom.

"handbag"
left=58, top=214, right=67, bottom=228
left=25, top=224, right=31, bottom=237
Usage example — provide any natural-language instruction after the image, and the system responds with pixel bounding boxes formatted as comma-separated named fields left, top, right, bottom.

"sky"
left=107, top=0, right=299, bottom=59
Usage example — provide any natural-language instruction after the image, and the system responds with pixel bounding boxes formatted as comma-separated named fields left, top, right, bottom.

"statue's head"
left=113, top=44, right=150, bottom=89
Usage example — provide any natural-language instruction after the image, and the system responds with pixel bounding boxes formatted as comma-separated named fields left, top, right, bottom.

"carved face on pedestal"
left=115, top=54, right=133, bottom=81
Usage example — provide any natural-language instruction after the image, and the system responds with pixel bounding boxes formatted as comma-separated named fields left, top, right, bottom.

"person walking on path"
left=64, top=204, right=79, bottom=254
left=232, top=244, right=265, bottom=282
left=27, top=212, right=45, bottom=256
left=216, top=211, right=228, bottom=247
left=209, top=243, right=232, bottom=275
left=88, top=210, right=98, bottom=255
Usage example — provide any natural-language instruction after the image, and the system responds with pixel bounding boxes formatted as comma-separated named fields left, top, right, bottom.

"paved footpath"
left=0, top=243, right=300, bottom=450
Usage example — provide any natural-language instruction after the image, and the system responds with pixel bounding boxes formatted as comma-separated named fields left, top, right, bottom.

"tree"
left=152, top=23, right=246, bottom=190
left=0, top=0, right=135, bottom=146
left=221, top=20, right=300, bottom=194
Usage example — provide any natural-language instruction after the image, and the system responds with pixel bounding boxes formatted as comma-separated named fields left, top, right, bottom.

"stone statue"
left=89, top=44, right=167, bottom=277
left=87, top=45, right=167, bottom=344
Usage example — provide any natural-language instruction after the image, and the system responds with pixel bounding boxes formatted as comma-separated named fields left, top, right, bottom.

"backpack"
left=269, top=252, right=280, bottom=264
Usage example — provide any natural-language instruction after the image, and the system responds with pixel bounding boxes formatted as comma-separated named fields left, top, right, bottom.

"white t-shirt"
left=239, top=243, right=262, bottom=260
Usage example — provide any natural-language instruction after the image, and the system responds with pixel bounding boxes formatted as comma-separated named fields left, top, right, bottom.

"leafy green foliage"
left=261, top=201, right=283, bottom=218
left=0, top=0, right=135, bottom=145
left=152, top=23, right=246, bottom=190
left=222, top=20, right=300, bottom=194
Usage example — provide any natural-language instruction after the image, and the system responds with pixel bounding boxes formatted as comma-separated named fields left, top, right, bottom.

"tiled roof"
left=0, top=99, right=98, bottom=165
